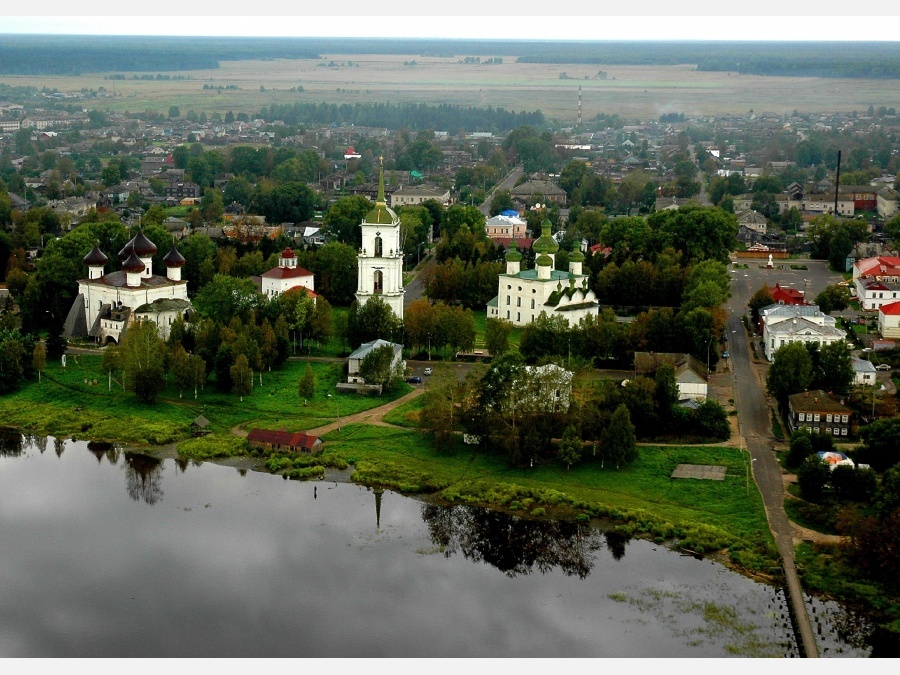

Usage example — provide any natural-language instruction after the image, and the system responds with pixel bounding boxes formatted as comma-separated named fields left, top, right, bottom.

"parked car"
left=876, top=364, right=891, bottom=371
left=423, top=367, right=433, bottom=376
left=406, top=376, right=422, bottom=384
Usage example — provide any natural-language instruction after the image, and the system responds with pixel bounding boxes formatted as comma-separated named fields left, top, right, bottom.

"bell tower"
left=356, top=157, right=404, bottom=319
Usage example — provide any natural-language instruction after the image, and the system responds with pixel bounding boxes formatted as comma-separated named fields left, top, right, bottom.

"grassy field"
left=317, top=423, right=776, bottom=571
left=0, top=355, right=408, bottom=445
left=7, top=56, right=900, bottom=121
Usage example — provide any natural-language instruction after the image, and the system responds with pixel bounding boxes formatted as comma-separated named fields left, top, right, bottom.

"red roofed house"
left=878, top=300, right=900, bottom=339
left=261, top=248, right=316, bottom=299
left=246, top=428, right=323, bottom=454
left=769, top=283, right=806, bottom=306
left=853, top=256, right=900, bottom=310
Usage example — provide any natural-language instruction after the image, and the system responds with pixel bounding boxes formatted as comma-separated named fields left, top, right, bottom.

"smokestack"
left=834, top=150, right=842, bottom=216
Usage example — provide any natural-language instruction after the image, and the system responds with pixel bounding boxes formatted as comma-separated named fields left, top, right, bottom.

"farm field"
left=6, top=55, right=900, bottom=121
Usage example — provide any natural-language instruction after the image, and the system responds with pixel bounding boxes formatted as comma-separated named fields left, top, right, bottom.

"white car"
left=423, top=367, right=433, bottom=376
left=876, top=364, right=891, bottom=371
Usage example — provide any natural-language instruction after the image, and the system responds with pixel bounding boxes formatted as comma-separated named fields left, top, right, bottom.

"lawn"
left=0, top=355, right=408, bottom=446
left=317, top=424, right=776, bottom=571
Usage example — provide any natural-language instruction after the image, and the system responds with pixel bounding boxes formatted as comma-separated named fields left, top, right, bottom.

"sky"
left=2, top=5, right=900, bottom=41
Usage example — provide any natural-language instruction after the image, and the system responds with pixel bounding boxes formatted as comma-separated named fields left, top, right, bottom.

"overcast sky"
left=2, top=5, right=899, bottom=41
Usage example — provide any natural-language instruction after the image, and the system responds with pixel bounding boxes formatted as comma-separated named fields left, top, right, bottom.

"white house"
left=634, top=352, right=708, bottom=401
left=486, top=219, right=599, bottom=327
left=852, top=357, right=877, bottom=386
left=347, top=339, right=404, bottom=384
left=260, top=248, right=316, bottom=299
left=485, top=214, right=528, bottom=240
left=853, top=255, right=900, bottom=309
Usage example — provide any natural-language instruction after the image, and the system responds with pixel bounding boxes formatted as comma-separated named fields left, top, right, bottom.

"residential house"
left=787, top=390, right=854, bottom=438
left=347, top=339, right=404, bottom=385
left=769, top=283, right=806, bottom=306
left=485, top=214, right=528, bottom=241
left=634, top=352, right=708, bottom=401
left=165, top=182, right=201, bottom=200
left=389, top=186, right=451, bottom=208
left=852, top=357, right=877, bottom=386
left=510, top=179, right=567, bottom=207
left=876, top=187, right=898, bottom=219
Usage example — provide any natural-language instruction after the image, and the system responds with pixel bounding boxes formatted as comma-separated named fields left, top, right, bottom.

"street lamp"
left=327, top=393, right=340, bottom=431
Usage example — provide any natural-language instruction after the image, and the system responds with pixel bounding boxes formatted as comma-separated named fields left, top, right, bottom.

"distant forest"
left=0, top=35, right=899, bottom=79
left=260, top=102, right=546, bottom=134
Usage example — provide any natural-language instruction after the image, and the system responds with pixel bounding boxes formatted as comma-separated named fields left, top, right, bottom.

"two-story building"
left=787, top=390, right=854, bottom=438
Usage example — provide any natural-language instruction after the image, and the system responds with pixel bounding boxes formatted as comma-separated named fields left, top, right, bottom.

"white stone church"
left=486, top=218, right=599, bottom=327
left=63, top=229, right=191, bottom=344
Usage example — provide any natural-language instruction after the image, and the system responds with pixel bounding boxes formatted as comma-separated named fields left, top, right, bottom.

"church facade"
left=486, top=219, right=599, bottom=327
left=355, top=159, right=404, bottom=320
left=63, top=229, right=191, bottom=344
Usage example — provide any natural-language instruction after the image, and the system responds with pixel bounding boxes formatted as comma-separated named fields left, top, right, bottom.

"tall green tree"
left=230, top=353, right=253, bottom=402
left=766, top=342, right=814, bottom=407
left=120, top=319, right=167, bottom=403
left=600, top=404, right=638, bottom=469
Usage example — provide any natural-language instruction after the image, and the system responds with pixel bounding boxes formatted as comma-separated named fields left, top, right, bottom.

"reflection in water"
left=87, top=441, right=119, bottom=465
left=421, top=504, right=618, bottom=579
left=54, top=437, right=65, bottom=457
left=123, top=452, right=164, bottom=505
left=0, top=427, right=23, bottom=457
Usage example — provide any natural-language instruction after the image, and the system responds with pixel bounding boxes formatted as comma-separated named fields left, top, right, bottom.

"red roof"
left=856, top=256, right=900, bottom=277
left=281, top=247, right=295, bottom=259
left=770, top=283, right=806, bottom=305
left=246, top=428, right=320, bottom=449
left=879, top=300, right=900, bottom=315
left=261, top=266, right=314, bottom=280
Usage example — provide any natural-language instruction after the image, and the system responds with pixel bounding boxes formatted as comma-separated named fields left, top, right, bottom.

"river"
left=0, top=430, right=875, bottom=657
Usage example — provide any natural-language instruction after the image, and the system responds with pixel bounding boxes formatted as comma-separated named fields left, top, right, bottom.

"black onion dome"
left=122, top=251, right=146, bottom=273
left=130, top=229, right=158, bottom=256
left=118, top=239, right=133, bottom=260
left=83, top=246, right=108, bottom=266
left=163, top=245, right=186, bottom=268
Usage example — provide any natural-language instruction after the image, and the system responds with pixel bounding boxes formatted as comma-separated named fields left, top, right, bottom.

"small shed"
left=191, top=416, right=210, bottom=435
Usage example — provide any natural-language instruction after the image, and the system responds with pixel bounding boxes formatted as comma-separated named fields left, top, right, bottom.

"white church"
left=486, top=218, right=599, bottom=327
left=355, top=159, right=404, bottom=320
left=63, top=229, right=191, bottom=344
left=260, top=247, right=316, bottom=300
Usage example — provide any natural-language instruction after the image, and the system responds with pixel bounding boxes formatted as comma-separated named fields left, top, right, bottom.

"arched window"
left=374, top=236, right=383, bottom=257
left=373, top=270, right=383, bottom=294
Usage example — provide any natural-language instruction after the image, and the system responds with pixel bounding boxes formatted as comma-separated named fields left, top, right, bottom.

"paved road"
left=728, top=261, right=820, bottom=658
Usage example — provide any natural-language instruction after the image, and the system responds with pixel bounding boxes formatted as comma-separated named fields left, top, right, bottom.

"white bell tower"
left=356, top=157, right=404, bottom=319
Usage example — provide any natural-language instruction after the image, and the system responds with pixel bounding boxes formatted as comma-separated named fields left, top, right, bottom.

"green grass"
left=0, top=355, right=409, bottom=445
left=381, top=394, right=425, bottom=427
left=321, top=424, right=777, bottom=571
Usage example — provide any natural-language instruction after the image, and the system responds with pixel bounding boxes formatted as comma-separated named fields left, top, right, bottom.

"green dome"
left=536, top=253, right=553, bottom=267
left=505, top=240, right=522, bottom=262
left=532, top=218, right=559, bottom=255
left=569, top=246, right=585, bottom=262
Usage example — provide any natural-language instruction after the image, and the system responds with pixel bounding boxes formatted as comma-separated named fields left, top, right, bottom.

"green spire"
left=569, top=243, right=585, bottom=262
left=365, top=156, right=397, bottom=225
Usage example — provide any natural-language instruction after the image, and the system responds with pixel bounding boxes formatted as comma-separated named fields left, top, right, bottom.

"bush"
left=797, top=454, right=831, bottom=503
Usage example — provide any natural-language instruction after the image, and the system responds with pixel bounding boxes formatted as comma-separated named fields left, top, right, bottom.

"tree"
left=120, top=318, right=167, bottom=403
left=323, top=195, right=371, bottom=247
left=815, top=284, right=850, bottom=315
left=313, top=242, right=358, bottom=306
left=747, top=285, right=775, bottom=328
left=484, top=317, right=513, bottom=358
left=856, top=417, right=900, bottom=472
left=230, top=353, right=252, bottom=402
left=359, top=343, right=403, bottom=391
left=32, top=342, right=46, bottom=384
left=350, top=296, right=401, bottom=348
left=787, top=430, right=814, bottom=469
left=796, top=454, right=830, bottom=503
left=169, top=343, right=193, bottom=399
left=194, top=275, right=260, bottom=324
left=200, top=187, right=224, bottom=224
left=766, top=342, right=814, bottom=407
left=600, top=404, right=638, bottom=469
left=654, top=363, right=679, bottom=430
left=102, top=343, right=123, bottom=391
left=298, top=363, right=316, bottom=401
left=558, top=424, right=582, bottom=471
left=420, top=363, right=462, bottom=453
left=814, top=341, right=853, bottom=394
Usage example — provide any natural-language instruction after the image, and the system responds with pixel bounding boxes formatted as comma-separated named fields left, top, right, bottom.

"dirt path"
left=230, top=387, right=425, bottom=439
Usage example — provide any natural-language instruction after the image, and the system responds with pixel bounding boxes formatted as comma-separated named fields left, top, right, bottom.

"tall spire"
left=377, top=155, right=386, bottom=205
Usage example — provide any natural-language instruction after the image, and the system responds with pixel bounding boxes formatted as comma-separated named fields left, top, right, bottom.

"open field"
left=7, top=55, right=900, bottom=121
